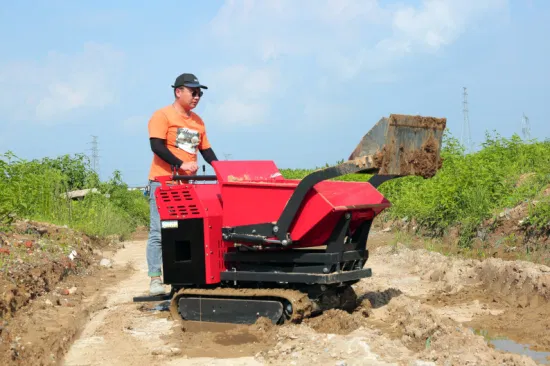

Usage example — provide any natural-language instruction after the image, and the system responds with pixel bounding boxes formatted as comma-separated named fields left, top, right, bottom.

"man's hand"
left=180, top=161, right=198, bottom=174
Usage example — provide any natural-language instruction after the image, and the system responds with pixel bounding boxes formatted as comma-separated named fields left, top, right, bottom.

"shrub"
left=0, top=151, right=149, bottom=240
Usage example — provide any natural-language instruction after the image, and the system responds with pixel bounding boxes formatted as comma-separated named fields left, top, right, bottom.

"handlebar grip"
left=171, top=175, right=217, bottom=181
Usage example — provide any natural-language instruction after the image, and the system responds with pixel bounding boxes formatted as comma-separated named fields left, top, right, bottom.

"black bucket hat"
left=171, top=73, right=208, bottom=89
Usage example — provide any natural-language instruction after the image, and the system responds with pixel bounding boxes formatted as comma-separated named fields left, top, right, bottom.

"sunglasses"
left=177, top=87, right=203, bottom=98
left=191, top=89, right=203, bottom=98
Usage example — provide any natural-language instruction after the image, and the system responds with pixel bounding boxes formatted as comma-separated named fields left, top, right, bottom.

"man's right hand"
left=180, top=162, right=198, bottom=174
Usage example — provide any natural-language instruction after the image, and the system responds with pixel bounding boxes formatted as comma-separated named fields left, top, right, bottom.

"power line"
left=461, top=87, right=472, bottom=153
left=521, top=112, right=531, bottom=140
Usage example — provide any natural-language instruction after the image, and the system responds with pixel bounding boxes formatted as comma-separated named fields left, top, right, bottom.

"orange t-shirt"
left=147, top=105, right=211, bottom=180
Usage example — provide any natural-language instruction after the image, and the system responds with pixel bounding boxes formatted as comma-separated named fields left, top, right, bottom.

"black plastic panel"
left=161, top=218, right=206, bottom=285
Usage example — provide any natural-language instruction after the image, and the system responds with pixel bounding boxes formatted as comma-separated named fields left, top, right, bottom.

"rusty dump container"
left=348, top=114, right=447, bottom=178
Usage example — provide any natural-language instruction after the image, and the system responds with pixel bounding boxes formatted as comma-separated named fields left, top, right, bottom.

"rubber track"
left=169, top=287, right=314, bottom=324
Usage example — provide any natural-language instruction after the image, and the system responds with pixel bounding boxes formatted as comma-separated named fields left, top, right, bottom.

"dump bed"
left=212, top=161, right=389, bottom=246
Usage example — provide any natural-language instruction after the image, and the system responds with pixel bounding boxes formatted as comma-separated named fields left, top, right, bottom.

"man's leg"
left=146, top=180, right=165, bottom=295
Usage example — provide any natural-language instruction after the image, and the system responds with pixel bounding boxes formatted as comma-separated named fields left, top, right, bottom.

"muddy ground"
left=1, top=228, right=550, bottom=365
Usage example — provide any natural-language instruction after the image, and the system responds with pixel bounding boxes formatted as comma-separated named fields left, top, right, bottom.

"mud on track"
left=3, top=231, right=550, bottom=365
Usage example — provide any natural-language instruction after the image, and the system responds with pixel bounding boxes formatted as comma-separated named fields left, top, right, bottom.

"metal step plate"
left=133, top=293, right=171, bottom=302
left=178, top=297, right=284, bottom=324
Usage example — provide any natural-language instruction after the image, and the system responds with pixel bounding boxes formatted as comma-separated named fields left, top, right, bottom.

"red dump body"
left=154, top=160, right=391, bottom=283
left=215, top=162, right=390, bottom=247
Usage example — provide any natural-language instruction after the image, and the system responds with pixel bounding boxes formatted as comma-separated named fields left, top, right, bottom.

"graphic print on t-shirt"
left=175, top=127, right=200, bottom=154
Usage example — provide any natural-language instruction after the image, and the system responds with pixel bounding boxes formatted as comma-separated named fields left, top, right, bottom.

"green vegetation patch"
left=0, top=151, right=149, bottom=240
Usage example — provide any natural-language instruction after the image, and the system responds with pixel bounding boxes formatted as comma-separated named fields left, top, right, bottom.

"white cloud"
left=209, top=65, right=276, bottom=95
left=200, top=64, right=280, bottom=126
left=390, top=0, right=507, bottom=51
left=208, top=0, right=507, bottom=79
left=197, top=0, right=507, bottom=127
left=206, top=98, right=268, bottom=126
left=0, top=42, right=124, bottom=124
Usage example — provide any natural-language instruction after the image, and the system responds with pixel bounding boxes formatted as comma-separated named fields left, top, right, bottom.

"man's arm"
left=200, top=148, right=218, bottom=165
left=148, top=111, right=184, bottom=170
left=150, top=138, right=182, bottom=169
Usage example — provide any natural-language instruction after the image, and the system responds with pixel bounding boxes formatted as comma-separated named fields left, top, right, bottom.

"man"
left=146, top=73, right=218, bottom=296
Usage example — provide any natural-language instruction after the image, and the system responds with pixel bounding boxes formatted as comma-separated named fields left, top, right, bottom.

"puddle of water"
left=472, top=329, right=550, bottom=365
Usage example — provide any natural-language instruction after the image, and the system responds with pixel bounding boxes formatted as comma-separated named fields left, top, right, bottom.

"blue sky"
left=1, top=0, right=548, bottom=186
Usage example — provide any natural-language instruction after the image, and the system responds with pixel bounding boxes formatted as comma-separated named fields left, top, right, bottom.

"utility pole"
left=521, top=113, right=531, bottom=140
left=90, top=135, right=100, bottom=178
left=461, top=87, right=472, bottom=153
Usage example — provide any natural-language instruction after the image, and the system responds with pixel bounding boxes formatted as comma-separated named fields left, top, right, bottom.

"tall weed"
left=0, top=151, right=148, bottom=239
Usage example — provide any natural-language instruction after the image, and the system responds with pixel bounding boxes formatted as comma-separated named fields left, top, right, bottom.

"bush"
left=0, top=151, right=149, bottom=240
left=0, top=151, right=67, bottom=224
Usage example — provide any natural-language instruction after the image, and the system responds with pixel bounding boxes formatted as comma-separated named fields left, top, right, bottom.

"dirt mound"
left=372, top=244, right=479, bottom=293
left=373, top=244, right=550, bottom=305
left=474, top=258, right=550, bottom=307
left=0, top=220, right=98, bottom=320
left=304, top=309, right=365, bottom=335
left=374, top=296, right=538, bottom=365
left=1, top=259, right=78, bottom=318
left=255, top=325, right=402, bottom=366
left=0, top=260, right=127, bottom=366
left=367, top=243, right=550, bottom=357
left=0, top=219, right=127, bottom=365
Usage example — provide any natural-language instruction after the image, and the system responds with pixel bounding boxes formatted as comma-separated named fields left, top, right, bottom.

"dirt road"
left=52, top=231, right=550, bottom=366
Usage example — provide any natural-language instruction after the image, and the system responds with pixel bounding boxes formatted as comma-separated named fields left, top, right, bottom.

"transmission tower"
left=461, top=87, right=472, bottom=152
left=90, top=135, right=100, bottom=176
left=521, top=113, right=531, bottom=140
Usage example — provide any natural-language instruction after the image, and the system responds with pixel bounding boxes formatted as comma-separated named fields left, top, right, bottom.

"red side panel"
left=155, top=183, right=224, bottom=284
left=203, top=215, right=223, bottom=282
left=295, top=213, right=342, bottom=247
left=312, top=180, right=390, bottom=213
left=221, top=181, right=298, bottom=228
left=193, top=184, right=224, bottom=283
left=193, top=184, right=223, bottom=216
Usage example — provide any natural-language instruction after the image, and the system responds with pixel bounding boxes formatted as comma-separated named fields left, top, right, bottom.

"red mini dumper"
left=134, top=114, right=447, bottom=325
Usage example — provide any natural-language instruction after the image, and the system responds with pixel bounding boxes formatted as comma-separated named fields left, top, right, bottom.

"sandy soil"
left=3, top=230, right=550, bottom=365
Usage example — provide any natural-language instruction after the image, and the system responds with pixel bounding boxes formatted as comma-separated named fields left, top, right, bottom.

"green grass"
left=281, top=132, right=550, bottom=247
left=0, top=151, right=149, bottom=240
